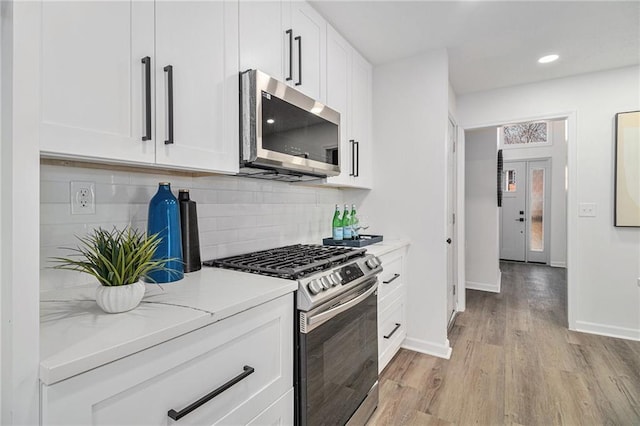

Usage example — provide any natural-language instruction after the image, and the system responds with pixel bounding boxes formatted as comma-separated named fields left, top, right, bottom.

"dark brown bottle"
left=178, top=189, right=201, bottom=273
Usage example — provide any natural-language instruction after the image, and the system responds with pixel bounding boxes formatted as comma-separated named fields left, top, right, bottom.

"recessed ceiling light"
left=538, top=54, right=559, bottom=64
left=266, top=118, right=275, bottom=124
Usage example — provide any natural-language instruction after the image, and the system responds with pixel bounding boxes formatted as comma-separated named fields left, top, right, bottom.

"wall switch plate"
left=70, top=181, right=95, bottom=215
left=578, top=202, right=597, bottom=217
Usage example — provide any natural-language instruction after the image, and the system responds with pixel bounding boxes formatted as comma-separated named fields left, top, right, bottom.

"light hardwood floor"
left=368, top=262, right=640, bottom=425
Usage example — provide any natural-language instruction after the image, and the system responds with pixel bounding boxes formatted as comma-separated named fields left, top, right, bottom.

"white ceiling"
left=310, top=1, right=640, bottom=94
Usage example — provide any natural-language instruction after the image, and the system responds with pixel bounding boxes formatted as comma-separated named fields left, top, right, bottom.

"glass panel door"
left=529, top=168, right=545, bottom=252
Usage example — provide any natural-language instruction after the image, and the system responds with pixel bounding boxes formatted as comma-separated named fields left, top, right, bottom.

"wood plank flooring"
left=367, top=262, right=640, bottom=425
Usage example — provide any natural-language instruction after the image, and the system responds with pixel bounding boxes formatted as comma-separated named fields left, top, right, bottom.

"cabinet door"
left=288, top=1, right=326, bottom=102
left=239, top=1, right=284, bottom=80
left=155, top=1, right=239, bottom=173
left=350, top=50, right=373, bottom=189
left=325, top=25, right=352, bottom=186
left=40, top=1, right=155, bottom=164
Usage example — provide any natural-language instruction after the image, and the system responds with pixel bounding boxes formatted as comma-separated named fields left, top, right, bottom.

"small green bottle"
left=342, top=204, right=352, bottom=240
left=350, top=204, right=359, bottom=240
left=332, top=204, right=343, bottom=241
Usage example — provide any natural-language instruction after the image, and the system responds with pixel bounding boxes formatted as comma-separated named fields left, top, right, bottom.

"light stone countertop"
left=40, top=267, right=296, bottom=386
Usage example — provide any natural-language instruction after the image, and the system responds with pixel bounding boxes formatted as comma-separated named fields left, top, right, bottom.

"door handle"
left=349, top=140, right=355, bottom=176
left=446, top=238, right=452, bottom=244
left=295, top=35, right=302, bottom=86
left=163, top=65, right=174, bottom=145
left=285, top=29, right=293, bottom=81
left=515, top=218, right=525, bottom=222
left=141, top=56, right=152, bottom=141
left=354, top=141, right=360, bottom=177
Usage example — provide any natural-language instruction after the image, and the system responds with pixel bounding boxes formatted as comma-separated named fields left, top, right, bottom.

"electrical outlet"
left=70, top=181, right=95, bottom=215
left=578, top=202, right=596, bottom=217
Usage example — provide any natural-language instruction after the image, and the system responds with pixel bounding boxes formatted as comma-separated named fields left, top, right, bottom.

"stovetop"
left=203, top=244, right=367, bottom=280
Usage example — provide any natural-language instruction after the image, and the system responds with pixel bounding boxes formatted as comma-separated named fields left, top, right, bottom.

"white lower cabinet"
left=41, top=295, right=293, bottom=425
left=377, top=247, right=408, bottom=372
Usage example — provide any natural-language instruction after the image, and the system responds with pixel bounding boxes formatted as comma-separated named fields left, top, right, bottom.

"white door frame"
left=459, top=111, right=577, bottom=330
left=446, top=115, right=458, bottom=327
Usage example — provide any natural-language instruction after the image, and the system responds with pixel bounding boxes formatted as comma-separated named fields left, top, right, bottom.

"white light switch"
left=579, top=203, right=597, bottom=217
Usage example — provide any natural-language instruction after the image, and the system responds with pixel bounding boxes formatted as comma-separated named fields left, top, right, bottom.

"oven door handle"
left=307, top=282, right=377, bottom=328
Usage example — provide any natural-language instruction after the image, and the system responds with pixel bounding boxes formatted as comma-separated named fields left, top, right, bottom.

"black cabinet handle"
left=354, top=141, right=360, bottom=177
left=349, top=140, right=355, bottom=176
left=285, top=29, right=293, bottom=81
left=167, top=365, right=255, bottom=421
left=384, top=323, right=401, bottom=339
left=446, top=238, right=452, bottom=244
left=164, top=65, right=174, bottom=145
left=295, top=35, right=302, bottom=86
left=383, top=273, right=400, bottom=284
left=141, top=56, right=152, bottom=141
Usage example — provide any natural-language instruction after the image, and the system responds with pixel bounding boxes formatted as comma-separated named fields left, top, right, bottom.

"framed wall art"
left=614, top=110, right=640, bottom=227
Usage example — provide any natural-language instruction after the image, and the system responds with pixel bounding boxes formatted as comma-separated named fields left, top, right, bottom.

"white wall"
left=355, top=48, right=452, bottom=358
left=465, top=127, right=500, bottom=291
left=457, top=66, right=640, bottom=340
left=40, top=163, right=345, bottom=291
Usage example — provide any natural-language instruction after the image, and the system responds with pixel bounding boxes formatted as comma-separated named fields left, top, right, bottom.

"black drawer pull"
left=349, top=140, right=355, bottom=176
left=167, top=365, right=255, bottom=421
left=383, top=273, right=400, bottom=284
left=295, top=35, right=302, bottom=86
left=354, top=140, right=360, bottom=177
left=285, top=29, right=293, bottom=81
left=384, top=323, right=401, bottom=339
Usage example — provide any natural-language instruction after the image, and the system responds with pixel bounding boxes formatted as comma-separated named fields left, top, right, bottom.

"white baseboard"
left=574, top=320, right=640, bottom=341
left=550, top=261, right=567, bottom=268
left=402, top=337, right=452, bottom=359
left=466, top=280, right=500, bottom=293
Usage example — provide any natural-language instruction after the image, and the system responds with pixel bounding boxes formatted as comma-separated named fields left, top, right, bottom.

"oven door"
left=297, top=278, right=378, bottom=426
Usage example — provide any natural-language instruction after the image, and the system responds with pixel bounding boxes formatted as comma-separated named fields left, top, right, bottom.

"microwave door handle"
left=285, top=29, right=293, bottom=81
left=306, top=282, right=377, bottom=329
left=349, top=140, right=355, bottom=176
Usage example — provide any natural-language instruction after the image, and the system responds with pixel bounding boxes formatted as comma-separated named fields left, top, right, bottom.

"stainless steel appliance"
left=240, top=70, right=341, bottom=182
left=204, top=244, right=382, bottom=425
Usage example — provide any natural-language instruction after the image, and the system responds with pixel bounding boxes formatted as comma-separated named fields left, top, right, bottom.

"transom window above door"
left=499, top=121, right=552, bottom=148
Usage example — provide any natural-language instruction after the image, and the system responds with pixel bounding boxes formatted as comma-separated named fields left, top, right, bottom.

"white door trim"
left=460, top=110, right=577, bottom=331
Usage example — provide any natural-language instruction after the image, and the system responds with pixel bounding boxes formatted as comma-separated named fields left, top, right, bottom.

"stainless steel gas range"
left=205, top=244, right=382, bottom=426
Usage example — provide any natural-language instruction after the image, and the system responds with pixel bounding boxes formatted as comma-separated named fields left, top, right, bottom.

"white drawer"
left=247, top=388, right=293, bottom=425
left=42, top=295, right=293, bottom=425
left=378, top=253, right=404, bottom=302
left=378, top=296, right=405, bottom=372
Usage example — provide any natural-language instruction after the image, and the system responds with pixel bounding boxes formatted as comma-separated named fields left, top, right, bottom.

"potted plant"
left=51, top=227, right=176, bottom=313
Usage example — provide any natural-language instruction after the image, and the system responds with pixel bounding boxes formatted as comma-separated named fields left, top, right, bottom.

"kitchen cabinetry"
left=376, top=245, right=408, bottom=372
left=39, top=1, right=239, bottom=174
left=325, top=25, right=373, bottom=189
left=239, top=0, right=326, bottom=102
left=41, top=295, right=293, bottom=425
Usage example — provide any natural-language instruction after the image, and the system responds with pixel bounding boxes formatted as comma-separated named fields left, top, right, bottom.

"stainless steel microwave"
left=239, top=69, right=341, bottom=181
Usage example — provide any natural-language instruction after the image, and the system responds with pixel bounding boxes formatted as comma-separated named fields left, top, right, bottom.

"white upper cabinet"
left=326, top=25, right=373, bottom=189
left=40, top=1, right=155, bottom=164
left=239, top=1, right=285, bottom=80
left=288, top=2, right=326, bottom=102
left=239, top=1, right=326, bottom=102
left=40, top=1, right=239, bottom=174
left=154, top=1, right=239, bottom=173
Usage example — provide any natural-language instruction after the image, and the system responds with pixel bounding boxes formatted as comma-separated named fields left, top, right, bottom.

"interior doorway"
left=500, top=159, right=551, bottom=264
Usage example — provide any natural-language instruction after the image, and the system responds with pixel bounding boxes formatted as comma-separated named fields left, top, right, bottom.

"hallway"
left=368, top=262, right=640, bottom=425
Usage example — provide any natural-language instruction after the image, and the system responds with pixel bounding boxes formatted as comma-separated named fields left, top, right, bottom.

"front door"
left=500, top=161, right=527, bottom=261
left=500, top=159, right=551, bottom=263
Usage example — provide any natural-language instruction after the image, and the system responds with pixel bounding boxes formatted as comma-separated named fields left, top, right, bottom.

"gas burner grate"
left=204, top=244, right=366, bottom=279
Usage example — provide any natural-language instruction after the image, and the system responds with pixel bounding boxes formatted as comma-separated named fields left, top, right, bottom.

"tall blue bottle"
left=146, top=182, right=184, bottom=283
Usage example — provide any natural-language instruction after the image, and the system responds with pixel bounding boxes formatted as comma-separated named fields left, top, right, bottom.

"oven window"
left=261, top=92, right=339, bottom=165
left=299, top=291, right=378, bottom=425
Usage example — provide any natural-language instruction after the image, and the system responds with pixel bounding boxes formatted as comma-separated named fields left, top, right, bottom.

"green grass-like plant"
left=51, top=227, right=174, bottom=286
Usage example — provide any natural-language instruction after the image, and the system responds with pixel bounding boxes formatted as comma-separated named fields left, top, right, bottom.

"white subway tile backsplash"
left=40, top=164, right=344, bottom=291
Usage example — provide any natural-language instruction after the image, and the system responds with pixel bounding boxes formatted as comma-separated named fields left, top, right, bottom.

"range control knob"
left=320, top=276, right=332, bottom=290
left=330, top=272, right=342, bottom=286
left=366, top=258, right=377, bottom=270
left=308, top=280, right=323, bottom=295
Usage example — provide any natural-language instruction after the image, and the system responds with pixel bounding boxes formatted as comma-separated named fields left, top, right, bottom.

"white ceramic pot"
left=95, top=281, right=146, bottom=314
